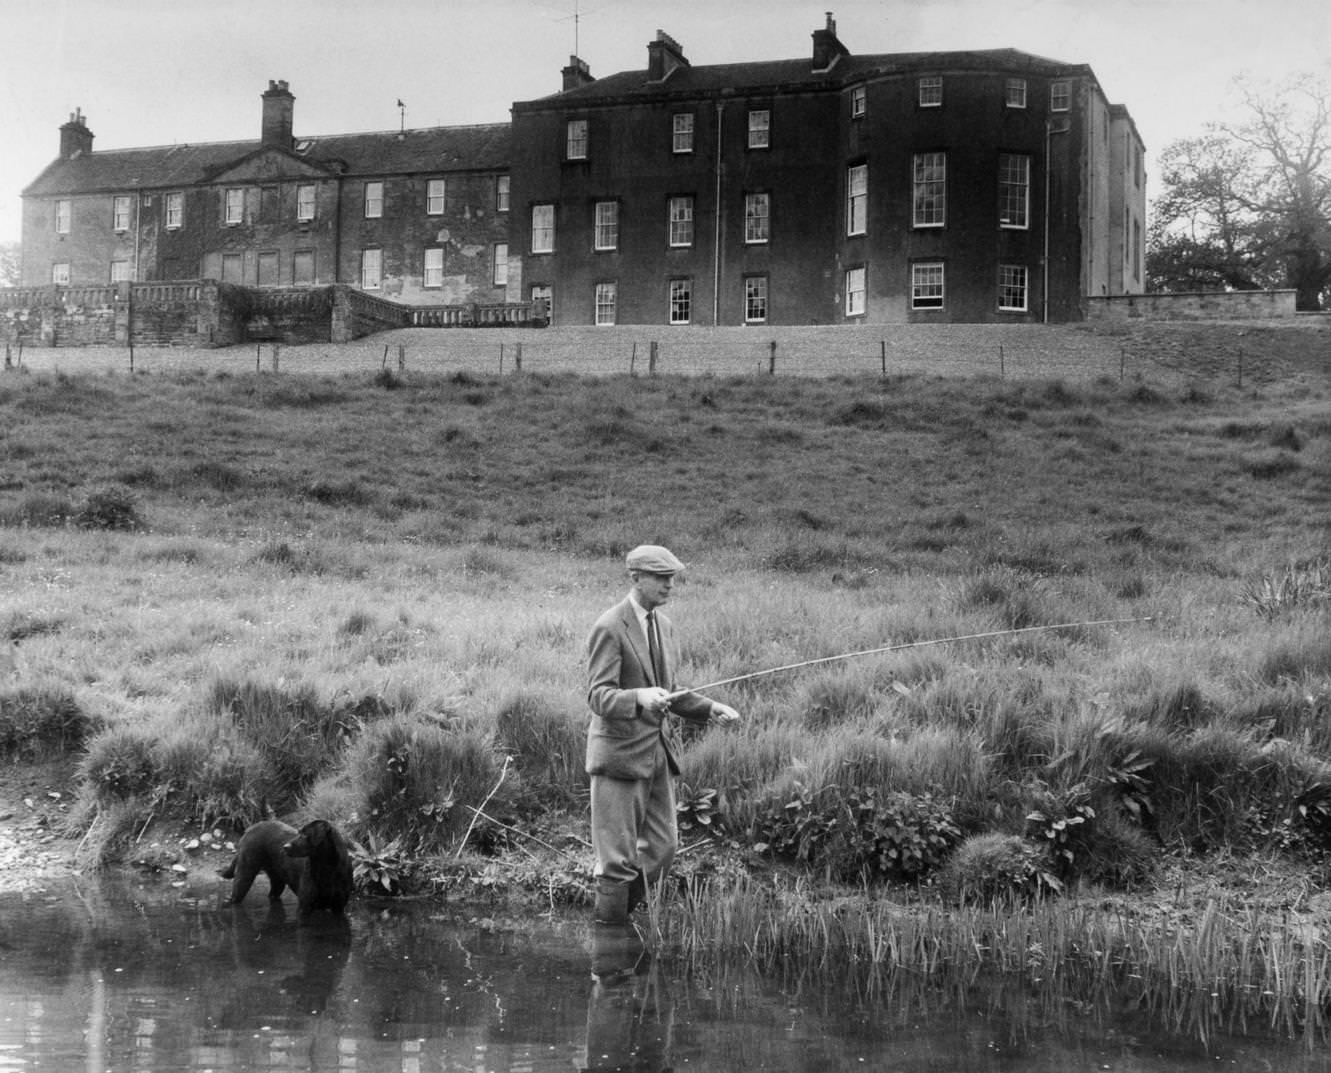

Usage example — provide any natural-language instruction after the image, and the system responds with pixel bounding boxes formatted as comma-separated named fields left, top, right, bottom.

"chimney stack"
left=812, top=12, right=849, bottom=71
left=59, top=108, right=93, bottom=160
left=562, top=56, right=595, bottom=91
left=261, top=80, right=295, bottom=148
left=647, top=31, right=689, bottom=82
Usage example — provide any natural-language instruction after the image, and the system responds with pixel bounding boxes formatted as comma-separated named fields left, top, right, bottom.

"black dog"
left=282, top=818, right=354, bottom=917
left=220, top=818, right=353, bottom=918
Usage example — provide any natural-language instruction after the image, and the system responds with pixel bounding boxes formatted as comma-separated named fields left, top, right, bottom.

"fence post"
left=382, top=344, right=390, bottom=370
left=1237, top=346, right=1243, bottom=389
left=499, top=343, right=505, bottom=374
left=769, top=340, right=777, bottom=375
left=630, top=341, right=637, bottom=375
left=514, top=341, right=522, bottom=372
left=1120, top=345, right=1126, bottom=382
left=256, top=342, right=262, bottom=373
left=649, top=341, right=658, bottom=376
left=999, top=345, right=1005, bottom=378
left=3, top=343, right=10, bottom=369
left=128, top=340, right=134, bottom=373
left=398, top=344, right=405, bottom=372
left=271, top=343, right=280, bottom=373
left=880, top=340, right=886, bottom=377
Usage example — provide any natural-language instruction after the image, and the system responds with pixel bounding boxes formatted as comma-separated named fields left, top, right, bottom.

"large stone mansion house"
left=18, top=15, right=1145, bottom=326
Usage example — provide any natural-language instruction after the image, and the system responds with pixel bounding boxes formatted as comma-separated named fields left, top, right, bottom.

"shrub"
left=752, top=783, right=962, bottom=883
left=939, top=833, right=1059, bottom=905
left=1242, top=559, right=1330, bottom=619
left=0, top=687, right=94, bottom=760
left=74, top=484, right=143, bottom=531
left=154, top=731, right=274, bottom=828
left=78, top=727, right=160, bottom=801
left=1, top=493, right=74, bottom=527
left=493, top=692, right=584, bottom=804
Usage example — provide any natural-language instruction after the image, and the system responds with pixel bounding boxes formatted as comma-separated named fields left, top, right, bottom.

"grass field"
left=1, top=321, right=1329, bottom=1004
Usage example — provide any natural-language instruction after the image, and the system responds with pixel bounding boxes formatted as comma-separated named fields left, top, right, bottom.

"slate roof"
left=23, top=122, right=511, bottom=198
left=517, top=47, right=1093, bottom=110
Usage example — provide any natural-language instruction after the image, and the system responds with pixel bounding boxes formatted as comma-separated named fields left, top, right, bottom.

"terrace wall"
left=1087, top=290, right=1297, bottom=321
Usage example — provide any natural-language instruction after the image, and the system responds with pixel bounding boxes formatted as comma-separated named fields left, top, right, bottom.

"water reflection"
left=0, top=874, right=1328, bottom=1073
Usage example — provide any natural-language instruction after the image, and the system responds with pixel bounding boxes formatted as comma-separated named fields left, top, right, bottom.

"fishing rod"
left=668, top=616, right=1152, bottom=699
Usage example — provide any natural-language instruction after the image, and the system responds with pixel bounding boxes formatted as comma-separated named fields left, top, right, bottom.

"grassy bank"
left=1, top=324, right=1329, bottom=1021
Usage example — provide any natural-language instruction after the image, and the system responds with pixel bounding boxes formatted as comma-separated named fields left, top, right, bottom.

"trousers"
left=590, top=746, right=677, bottom=886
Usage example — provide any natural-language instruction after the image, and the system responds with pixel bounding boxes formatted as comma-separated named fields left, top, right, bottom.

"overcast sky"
left=2, top=0, right=1327, bottom=244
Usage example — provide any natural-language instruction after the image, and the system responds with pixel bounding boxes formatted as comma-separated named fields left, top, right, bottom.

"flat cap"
left=626, top=544, right=685, bottom=575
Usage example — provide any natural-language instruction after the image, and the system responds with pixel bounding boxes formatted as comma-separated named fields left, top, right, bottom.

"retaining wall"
left=1087, top=289, right=1297, bottom=321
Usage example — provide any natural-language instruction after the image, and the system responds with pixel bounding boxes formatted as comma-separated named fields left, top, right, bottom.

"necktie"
left=646, top=611, right=666, bottom=686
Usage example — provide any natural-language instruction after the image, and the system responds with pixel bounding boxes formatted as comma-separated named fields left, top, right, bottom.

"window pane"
left=567, top=119, right=588, bottom=159
left=531, top=204, right=555, bottom=253
left=669, top=279, right=691, bottom=324
left=845, top=267, right=866, bottom=316
left=496, top=175, right=510, bottom=212
left=297, top=185, right=316, bottom=222
left=748, top=110, right=770, bottom=148
left=745, top=192, right=769, bottom=243
left=594, top=201, right=618, bottom=250
left=851, top=85, right=866, bottom=118
left=225, top=189, right=244, bottom=225
left=668, top=196, right=693, bottom=247
left=424, top=248, right=444, bottom=287
left=918, top=77, right=942, bottom=107
left=595, top=282, right=617, bottom=325
left=911, top=263, right=944, bottom=309
left=847, top=164, right=867, bottom=235
left=998, top=153, right=1030, bottom=229
left=744, top=276, right=768, bottom=322
left=52, top=262, right=70, bottom=284
left=361, top=249, right=381, bottom=289
left=913, top=153, right=946, bottom=227
left=166, top=193, right=184, bottom=229
left=113, top=196, right=131, bottom=231
left=998, top=265, right=1028, bottom=311
left=426, top=179, right=446, bottom=215
left=55, top=200, right=71, bottom=233
left=110, top=261, right=131, bottom=283
left=1051, top=80, right=1071, bottom=112
left=1005, top=78, right=1027, bottom=108
left=493, top=243, right=508, bottom=287
left=364, top=182, right=383, bottom=219
left=672, top=113, right=694, bottom=153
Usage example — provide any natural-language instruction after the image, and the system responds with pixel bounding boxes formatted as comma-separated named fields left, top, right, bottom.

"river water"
left=1, top=874, right=1328, bottom=1073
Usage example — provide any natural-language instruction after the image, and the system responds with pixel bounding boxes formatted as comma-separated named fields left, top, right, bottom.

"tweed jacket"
left=585, top=596, right=714, bottom=780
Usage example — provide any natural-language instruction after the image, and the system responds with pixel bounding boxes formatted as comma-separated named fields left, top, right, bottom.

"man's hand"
left=709, top=702, right=740, bottom=724
left=635, top=687, right=670, bottom=715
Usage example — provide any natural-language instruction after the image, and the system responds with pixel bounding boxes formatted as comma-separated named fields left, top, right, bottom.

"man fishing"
left=585, top=544, right=740, bottom=926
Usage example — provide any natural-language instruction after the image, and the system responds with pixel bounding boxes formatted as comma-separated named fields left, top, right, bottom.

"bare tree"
left=1149, top=74, right=1331, bottom=310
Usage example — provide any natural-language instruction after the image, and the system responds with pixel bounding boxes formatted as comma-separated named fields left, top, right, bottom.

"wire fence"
left=1, top=322, right=1315, bottom=389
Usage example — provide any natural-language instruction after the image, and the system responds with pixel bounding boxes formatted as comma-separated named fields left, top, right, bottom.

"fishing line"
left=668, top=616, right=1152, bottom=699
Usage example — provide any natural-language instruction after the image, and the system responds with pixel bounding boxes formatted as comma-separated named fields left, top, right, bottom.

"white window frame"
left=851, top=85, right=867, bottom=119
left=594, top=201, right=619, bottom=251
left=911, top=262, right=945, bottom=310
left=424, top=247, right=444, bottom=288
left=224, top=188, right=244, bottom=225
left=55, top=199, right=71, bottom=234
left=493, top=243, right=508, bottom=287
left=744, top=275, right=768, bottom=323
left=364, top=181, right=383, bottom=219
left=672, top=113, right=694, bottom=154
left=110, top=260, right=132, bottom=283
left=361, top=248, right=382, bottom=290
left=998, top=153, right=1030, bottom=230
left=845, top=266, right=866, bottom=317
left=668, top=196, right=694, bottom=248
left=1050, top=80, right=1071, bottom=112
left=912, top=152, right=946, bottom=228
left=566, top=118, right=588, bottom=160
left=847, top=164, right=867, bottom=236
left=112, top=195, right=131, bottom=232
left=669, top=278, right=692, bottom=324
left=998, top=264, right=1028, bottom=312
left=595, top=281, right=617, bottom=326
left=1005, top=78, right=1027, bottom=109
left=918, top=76, right=942, bottom=107
left=744, top=192, right=770, bottom=244
left=165, top=192, right=184, bottom=230
left=51, top=262, right=70, bottom=284
left=496, top=175, right=510, bottom=213
left=531, top=204, right=555, bottom=254
left=747, top=109, right=770, bottom=149
left=426, top=179, right=446, bottom=216
left=296, top=184, right=316, bottom=222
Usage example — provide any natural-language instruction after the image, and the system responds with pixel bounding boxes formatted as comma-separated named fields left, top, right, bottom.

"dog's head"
left=284, top=819, right=343, bottom=860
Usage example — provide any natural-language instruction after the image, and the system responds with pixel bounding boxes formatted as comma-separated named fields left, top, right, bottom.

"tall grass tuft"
left=205, top=676, right=356, bottom=810
left=341, top=713, right=513, bottom=853
left=0, top=686, right=94, bottom=760
left=493, top=691, right=585, bottom=805
left=1242, top=558, right=1330, bottom=618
